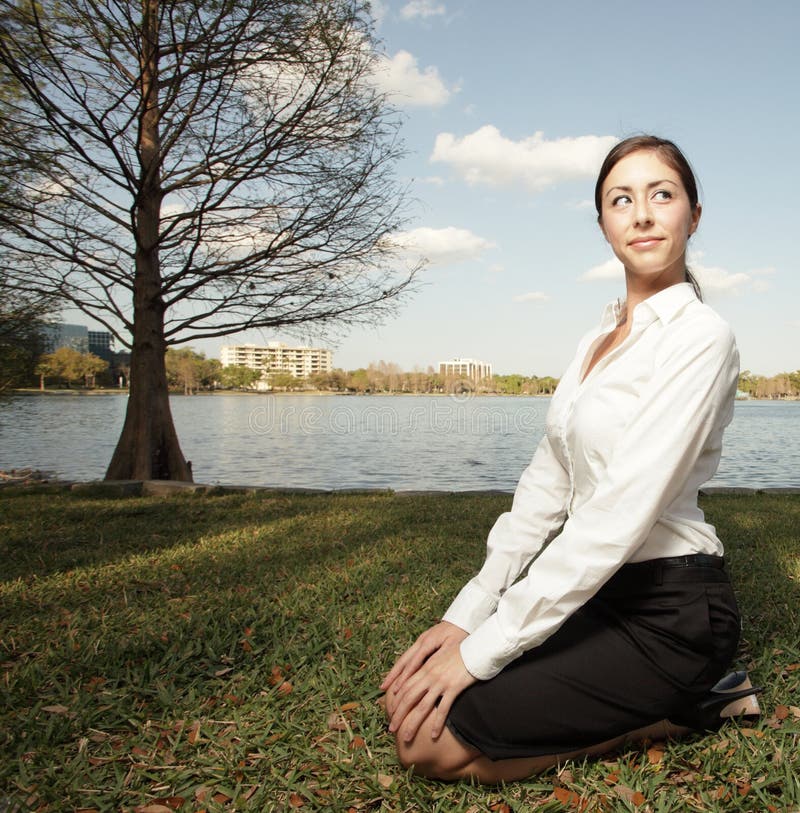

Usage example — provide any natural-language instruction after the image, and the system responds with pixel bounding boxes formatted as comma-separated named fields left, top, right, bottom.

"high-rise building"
left=43, top=323, right=89, bottom=353
left=88, top=331, right=115, bottom=362
left=438, top=357, right=493, bottom=382
left=220, top=341, right=332, bottom=381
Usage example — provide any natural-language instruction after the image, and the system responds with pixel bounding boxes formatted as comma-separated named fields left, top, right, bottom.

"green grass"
left=0, top=489, right=798, bottom=812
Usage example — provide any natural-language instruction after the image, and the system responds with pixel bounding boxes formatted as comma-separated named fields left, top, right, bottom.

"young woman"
left=381, top=135, right=760, bottom=783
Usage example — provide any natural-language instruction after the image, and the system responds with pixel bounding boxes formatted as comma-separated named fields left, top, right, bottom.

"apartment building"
left=220, top=341, right=333, bottom=380
left=438, top=357, right=493, bottom=382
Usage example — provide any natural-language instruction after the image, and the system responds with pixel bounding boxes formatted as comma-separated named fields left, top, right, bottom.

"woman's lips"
left=629, top=237, right=663, bottom=249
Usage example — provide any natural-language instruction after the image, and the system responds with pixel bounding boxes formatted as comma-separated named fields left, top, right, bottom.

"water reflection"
left=1, top=394, right=797, bottom=490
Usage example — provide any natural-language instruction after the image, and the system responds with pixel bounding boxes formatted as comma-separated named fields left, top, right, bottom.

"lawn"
left=0, top=488, right=798, bottom=812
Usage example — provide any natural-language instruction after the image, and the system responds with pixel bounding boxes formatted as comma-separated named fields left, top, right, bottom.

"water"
left=0, top=393, right=797, bottom=490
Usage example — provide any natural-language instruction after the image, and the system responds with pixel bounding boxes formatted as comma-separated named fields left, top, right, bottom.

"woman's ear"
left=598, top=215, right=609, bottom=243
left=688, top=203, right=702, bottom=236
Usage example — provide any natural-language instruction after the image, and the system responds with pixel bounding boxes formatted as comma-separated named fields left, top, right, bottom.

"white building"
left=438, top=357, right=493, bottom=382
left=220, top=341, right=332, bottom=382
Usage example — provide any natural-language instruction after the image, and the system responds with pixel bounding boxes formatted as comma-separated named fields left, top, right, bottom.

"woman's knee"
left=393, top=723, right=476, bottom=779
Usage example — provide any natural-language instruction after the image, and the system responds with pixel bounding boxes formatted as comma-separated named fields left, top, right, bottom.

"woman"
left=381, top=135, right=760, bottom=783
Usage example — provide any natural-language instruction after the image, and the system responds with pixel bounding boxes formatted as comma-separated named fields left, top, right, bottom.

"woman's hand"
left=381, top=621, right=474, bottom=741
left=381, top=620, right=468, bottom=696
left=387, top=643, right=476, bottom=741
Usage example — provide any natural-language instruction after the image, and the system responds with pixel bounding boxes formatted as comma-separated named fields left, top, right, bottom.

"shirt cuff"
left=458, top=613, right=519, bottom=681
left=441, top=580, right=497, bottom=634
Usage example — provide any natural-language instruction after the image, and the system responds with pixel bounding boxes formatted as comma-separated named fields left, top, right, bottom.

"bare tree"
left=0, top=0, right=416, bottom=480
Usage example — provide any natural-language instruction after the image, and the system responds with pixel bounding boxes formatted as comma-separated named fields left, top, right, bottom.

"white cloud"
left=419, top=175, right=445, bottom=186
left=570, top=199, right=595, bottom=211
left=369, top=0, right=389, bottom=26
left=373, top=50, right=452, bottom=107
left=580, top=257, right=623, bottom=282
left=513, top=291, right=550, bottom=303
left=578, top=252, right=772, bottom=296
left=431, top=127, right=618, bottom=190
left=388, top=226, right=495, bottom=266
left=488, top=263, right=504, bottom=274
left=400, top=0, right=446, bottom=20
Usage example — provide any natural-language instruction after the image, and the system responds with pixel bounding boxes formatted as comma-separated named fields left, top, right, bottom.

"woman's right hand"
left=380, top=620, right=469, bottom=697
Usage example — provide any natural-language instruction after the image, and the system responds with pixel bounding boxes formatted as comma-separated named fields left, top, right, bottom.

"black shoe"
left=669, top=670, right=763, bottom=731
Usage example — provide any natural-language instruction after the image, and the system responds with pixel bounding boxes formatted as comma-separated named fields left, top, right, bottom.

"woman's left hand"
left=388, top=643, right=476, bottom=742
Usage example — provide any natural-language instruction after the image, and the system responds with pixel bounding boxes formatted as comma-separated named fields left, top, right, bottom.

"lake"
left=0, top=393, right=798, bottom=491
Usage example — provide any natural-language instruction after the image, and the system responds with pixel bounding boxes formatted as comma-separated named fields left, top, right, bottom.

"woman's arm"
left=460, top=316, right=739, bottom=680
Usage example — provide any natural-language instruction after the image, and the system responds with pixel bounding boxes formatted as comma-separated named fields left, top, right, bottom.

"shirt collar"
left=599, top=282, right=697, bottom=331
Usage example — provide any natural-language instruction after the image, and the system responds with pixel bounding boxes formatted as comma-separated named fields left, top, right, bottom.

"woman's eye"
left=653, top=189, right=673, bottom=201
left=612, top=194, right=631, bottom=207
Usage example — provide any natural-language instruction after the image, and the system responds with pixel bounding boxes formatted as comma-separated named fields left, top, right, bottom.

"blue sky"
left=204, top=1, right=799, bottom=376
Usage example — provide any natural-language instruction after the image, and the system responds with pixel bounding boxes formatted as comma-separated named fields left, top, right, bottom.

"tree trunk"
left=105, top=0, right=191, bottom=482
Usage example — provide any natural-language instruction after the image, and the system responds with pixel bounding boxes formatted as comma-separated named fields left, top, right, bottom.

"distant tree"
left=0, top=0, right=416, bottom=480
left=0, top=276, right=53, bottom=393
left=36, top=347, right=107, bottom=388
left=268, top=372, right=301, bottom=390
left=219, top=364, right=262, bottom=391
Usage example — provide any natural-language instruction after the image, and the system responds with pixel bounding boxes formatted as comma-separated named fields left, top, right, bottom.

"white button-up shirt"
left=443, top=282, right=740, bottom=681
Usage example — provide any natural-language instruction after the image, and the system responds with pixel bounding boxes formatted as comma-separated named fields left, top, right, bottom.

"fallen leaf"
left=327, top=713, right=347, bottom=732
left=131, top=746, right=149, bottom=757
left=342, top=627, right=353, bottom=640
left=775, top=705, right=789, bottom=720
left=615, top=786, right=646, bottom=806
left=349, top=736, right=366, bottom=750
left=42, top=704, right=70, bottom=714
left=789, top=705, right=800, bottom=718
left=489, top=802, right=512, bottom=813
left=241, top=639, right=253, bottom=652
left=277, top=681, right=293, bottom=696
left=377, top=773, right=393, bottom=789
left=194, top=787, right=209, bottom=802
left=133, top=806, right=173, bottom=813
left=268, top=666, right=284, bottom=686
left=340, top=701, right=359, bottom=712
left=288, top=792, right=305, bottom=808
left=187, top=721, right=201, bottom=745
left=737, top=783, right=751, bottom=796
left=215, top=667, right=233, bottom=677
left=553, top=787, right=583, bottom=808
left=647, top=745, right=665, bottom=764
left=604, top=771, right=619, bottom=786
left=212, top=791, right=232, bottom=803
left=151, top=799, right=184, bottom=811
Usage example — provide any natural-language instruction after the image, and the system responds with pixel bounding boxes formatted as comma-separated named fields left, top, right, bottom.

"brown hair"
left=594, top=135, right=702, bottom=300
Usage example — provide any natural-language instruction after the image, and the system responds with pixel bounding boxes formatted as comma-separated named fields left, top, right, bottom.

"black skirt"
left=446, top=556, right=741, bottom=760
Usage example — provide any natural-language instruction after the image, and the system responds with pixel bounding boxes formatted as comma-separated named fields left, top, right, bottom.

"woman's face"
left=598, top=149, right=701, bottom=289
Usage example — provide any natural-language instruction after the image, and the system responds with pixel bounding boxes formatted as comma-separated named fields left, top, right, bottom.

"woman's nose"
left=633, top=198, right=653, bottom=226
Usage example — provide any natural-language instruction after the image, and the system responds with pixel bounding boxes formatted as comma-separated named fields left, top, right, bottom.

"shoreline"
left=5, top=388, right=798, bottom=401
left=2, top=471, right=799, bottom=497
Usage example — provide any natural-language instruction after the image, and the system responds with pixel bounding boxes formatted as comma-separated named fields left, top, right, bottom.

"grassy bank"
left=1, top=489, right=798, bottom=812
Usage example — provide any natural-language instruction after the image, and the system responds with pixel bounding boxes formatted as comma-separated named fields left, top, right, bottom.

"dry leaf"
left=327, top=713, right=347, bottom=732
left=775, top=705, right=789, bottom=720
left=151, top=799, right=184, bottom=811
left=489, top=802, right=512, bottom=813
left=133, top=806, right=173, bottom=813
left=215, top=667, right=233, bottom=677
left=604, top=771, right=620, bottom=786
left=615, top=785, right=646, bottom=806
left=288, top=792, right=305, bottom=808
left=277, top=681, right=293, bottom=696
left=268, top=666, right=284, bottom=686
left=42, top=704, right=71, bottom=714
left=212, top=791, right=232, bottom=803
left=340, top=701, right=359, bottom=712
left=187, top=721, right=201, bottom=745
left=553, top=787, right=582, bottom=807
left=349, top=735, right=366, bottom=750
left=647, top=745, right=665, bottom=764
left=241, top=639, right=253, bottom=652
left=737, top=783, right=751, bottom=796
left=194, top=787, right=209, bottom=802
left=377, top=773, right=393, bottom=789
